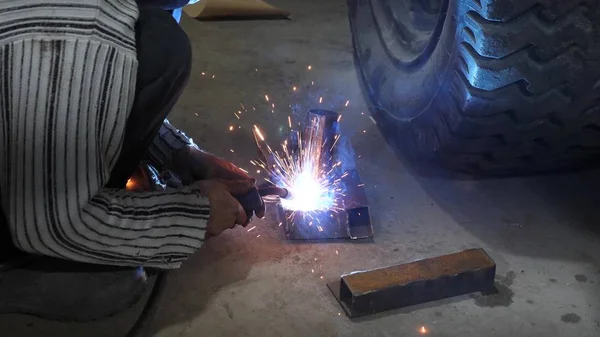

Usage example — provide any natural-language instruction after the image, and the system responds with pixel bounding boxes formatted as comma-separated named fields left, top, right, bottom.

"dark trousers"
left=106, top=7, right=191, bottom=189
left=0, top=8, right=191, bottom=260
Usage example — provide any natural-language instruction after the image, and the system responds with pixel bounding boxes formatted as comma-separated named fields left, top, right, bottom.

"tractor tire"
left=348, top=0, right=600, bottom=175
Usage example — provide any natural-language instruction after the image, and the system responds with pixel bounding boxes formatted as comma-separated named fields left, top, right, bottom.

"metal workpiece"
left=287, top=109, right=371, bottom=240
left=328, top=249, right=497, bottom=318
left=256, top=108, right=372, bottom=240
left=304, top=109, right=340, bottom=171
left=277, top=168, right=372, bottom=240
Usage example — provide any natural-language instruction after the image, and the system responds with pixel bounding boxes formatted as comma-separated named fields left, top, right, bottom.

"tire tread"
left=350, top=0, right=600, bottom=174
left=443, top=0, right=600, bottom=172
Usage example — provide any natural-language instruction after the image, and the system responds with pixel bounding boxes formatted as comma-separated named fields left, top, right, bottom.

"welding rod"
left=234, top=185, right=290, bottom=221
left=258, top=186, right=290, bottom=199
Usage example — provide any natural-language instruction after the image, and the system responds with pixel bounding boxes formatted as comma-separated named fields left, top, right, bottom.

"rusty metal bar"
left=328, top=249, right=496, bottom=317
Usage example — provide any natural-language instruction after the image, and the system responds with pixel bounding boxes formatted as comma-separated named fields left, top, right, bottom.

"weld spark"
left=252, top=121, right=346, bottom=227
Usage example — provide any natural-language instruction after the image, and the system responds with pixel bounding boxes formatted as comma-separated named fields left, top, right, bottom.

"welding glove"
left=194, top=179, right=253, bottom=239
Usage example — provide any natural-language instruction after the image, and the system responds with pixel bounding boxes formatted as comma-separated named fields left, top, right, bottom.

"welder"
left=0, top=0, right=265, bottom=269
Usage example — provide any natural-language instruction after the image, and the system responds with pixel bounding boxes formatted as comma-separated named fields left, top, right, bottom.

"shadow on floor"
left=409, top=166, right=600, bottom=264
left=134, top=213, right=314, bottom=337
left=363, top=97, right=600, bottom=264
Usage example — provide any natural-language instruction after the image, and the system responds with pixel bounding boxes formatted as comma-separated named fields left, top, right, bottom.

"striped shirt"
left=0, top=0, right=209, bottom=269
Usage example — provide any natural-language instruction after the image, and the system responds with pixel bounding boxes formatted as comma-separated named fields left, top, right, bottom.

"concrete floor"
left=2, top=0, right=600, bottom=336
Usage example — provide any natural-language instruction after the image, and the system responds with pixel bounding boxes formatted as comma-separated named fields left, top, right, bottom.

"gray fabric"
left=0, top=257, right=154, bottom=322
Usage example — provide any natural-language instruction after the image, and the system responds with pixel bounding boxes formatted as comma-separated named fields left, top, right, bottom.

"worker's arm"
left=0, top=39, right=215, bottom=269
left=145, top=121, right=266, bottom=220
left=146, top=119, right=195, bottom=172
left=6, top=152, right=212, bottom=269
left=147, top=120, right=261, bottom=184
left=3, top=75, right=253, bottom=269
left=82, top=187, right=210, bottom=268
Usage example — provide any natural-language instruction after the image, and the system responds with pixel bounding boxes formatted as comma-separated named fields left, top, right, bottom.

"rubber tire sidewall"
left=350, top=0, right=457, bottom=120
left=349, top=0, right=464, bottom=161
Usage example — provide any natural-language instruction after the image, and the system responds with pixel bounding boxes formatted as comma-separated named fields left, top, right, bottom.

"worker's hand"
left=171, top=146, right=251, bottom=185
left=194, top=179, right=253, bottom=239
left=172, top=147, right=265, bottom=221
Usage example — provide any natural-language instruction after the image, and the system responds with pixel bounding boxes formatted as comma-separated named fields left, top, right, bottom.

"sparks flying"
left=252, top=120, right=345, bottom=216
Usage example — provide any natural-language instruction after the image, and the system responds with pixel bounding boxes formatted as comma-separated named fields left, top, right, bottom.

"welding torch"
left=233, top=184, right=290, bottom=221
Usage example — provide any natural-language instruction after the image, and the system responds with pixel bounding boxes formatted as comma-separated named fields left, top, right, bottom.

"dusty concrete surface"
left=2, top=0, right=600, bottom=336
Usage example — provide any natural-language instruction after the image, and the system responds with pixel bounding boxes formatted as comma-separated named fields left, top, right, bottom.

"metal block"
left=277, top=169, right=373, bottom=240
left=328, top=248, right=496, bottom=317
